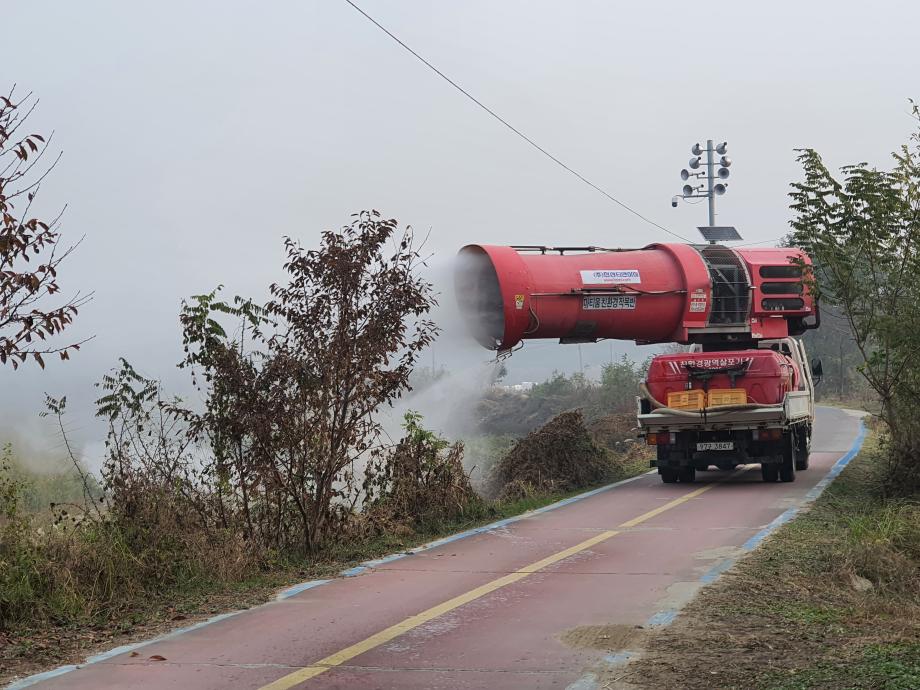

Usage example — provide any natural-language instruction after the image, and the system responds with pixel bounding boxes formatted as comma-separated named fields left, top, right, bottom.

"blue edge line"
left=6, top=468, right=656, bottom=689
left=8, top=418, right=867, bottom=690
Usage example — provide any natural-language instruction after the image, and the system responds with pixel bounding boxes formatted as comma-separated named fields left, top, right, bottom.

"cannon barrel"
left=454, top=243, right=815, bottom=351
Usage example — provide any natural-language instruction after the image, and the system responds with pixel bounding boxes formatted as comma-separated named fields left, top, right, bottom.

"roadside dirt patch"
left=560, top=624, right=646, bottom=651
left=611, top=438, right=920, bottom=690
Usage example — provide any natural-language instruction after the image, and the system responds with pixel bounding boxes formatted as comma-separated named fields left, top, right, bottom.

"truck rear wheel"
left=660, top=468, right=678, bottom=483
left=780, top=462, right=796, bottom=482
left=780, top=432, right=796, bottom=482
left=794, top=429, right=810, bottom=471
left=678, top=466, right=696, bottom=483
left=761, top=464, right=779, bottom=482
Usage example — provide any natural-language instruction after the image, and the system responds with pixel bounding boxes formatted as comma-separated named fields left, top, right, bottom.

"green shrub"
left=365, top=412, right=483, bottom=533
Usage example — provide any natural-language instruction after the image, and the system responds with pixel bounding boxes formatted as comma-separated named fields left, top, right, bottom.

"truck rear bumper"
left=638, top=406, right=788, bottom=432
left=636, top=390, right=812, bottom=434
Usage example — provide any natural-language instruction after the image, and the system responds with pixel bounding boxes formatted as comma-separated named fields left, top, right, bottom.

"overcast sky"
left=3, top=0, right=918, bottom=458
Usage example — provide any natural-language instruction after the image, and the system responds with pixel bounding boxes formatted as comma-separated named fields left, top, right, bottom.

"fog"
left=2, top=0, right=918, bottom=465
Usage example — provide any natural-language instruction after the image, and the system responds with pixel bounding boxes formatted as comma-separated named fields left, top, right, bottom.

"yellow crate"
left=667, top=390, right=706, bottom=410
left=708, top=388, right=748, bottom=407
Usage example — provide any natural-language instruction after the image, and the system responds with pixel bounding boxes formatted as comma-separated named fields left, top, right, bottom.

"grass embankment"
left=0, top=417, right=650, bottom=684
left=626, top=431, right=920, bottom=690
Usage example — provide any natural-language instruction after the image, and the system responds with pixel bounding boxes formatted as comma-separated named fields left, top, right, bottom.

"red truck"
left=638, top=337, right=819, bottom=483
left=454, top=240, right=822, bottom=484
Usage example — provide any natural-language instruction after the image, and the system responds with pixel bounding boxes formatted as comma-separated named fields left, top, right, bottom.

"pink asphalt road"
left=17, top=406, right=864, bottom=690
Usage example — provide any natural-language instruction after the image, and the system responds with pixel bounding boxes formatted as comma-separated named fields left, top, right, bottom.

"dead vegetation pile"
left=363, top=412, right=481, bottom=535
left=586, top=413, right=636, bottom=450
left=486, top=410, right=613, bottom=501
left=474, top=388, right=572, bottom=437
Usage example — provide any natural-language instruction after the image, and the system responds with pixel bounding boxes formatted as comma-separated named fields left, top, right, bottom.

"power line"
left=736, top=237, right=786, bottom=247
left=340, top=0, right=692, bottom=243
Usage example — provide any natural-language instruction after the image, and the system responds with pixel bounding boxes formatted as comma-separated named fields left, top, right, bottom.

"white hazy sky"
left=2, top=0, right=918, bottom=456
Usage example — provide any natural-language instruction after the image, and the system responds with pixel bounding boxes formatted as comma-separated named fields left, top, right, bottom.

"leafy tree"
left=594, top=354, right=649, bottom=415
left=408, top=364, right=449, bottom=392
left=778, top=235, right=866, bottom=401
left=174, top=211, right=439, bottom=553
left=262, top=211, right=438, bottom=550
left=0, top=88, right=88, bottom=368
left=798, top=303, right=866, bottom=400
left=789, top=101, right=920, bottom=489
left=530, top=370, right=588, bottom=399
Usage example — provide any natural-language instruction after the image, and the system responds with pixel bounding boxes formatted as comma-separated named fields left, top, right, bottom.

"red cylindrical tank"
left=455, top=243, right=711, bottom=350
left=455, top=243, right=816, bottom=351
left=645, top=350, right=800, bottom=406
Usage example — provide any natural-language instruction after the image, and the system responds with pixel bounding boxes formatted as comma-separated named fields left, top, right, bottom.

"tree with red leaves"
left=0, top=88, right=89, bottom=369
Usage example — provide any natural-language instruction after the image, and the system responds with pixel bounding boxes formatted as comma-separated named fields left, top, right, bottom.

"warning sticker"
left=580, top=269, right=641, bottom=285
left=514, top=294, right=525, bottom=310
left=689, top=299, right=707, bottom=313
left=582, top=295, right=636, bottom=310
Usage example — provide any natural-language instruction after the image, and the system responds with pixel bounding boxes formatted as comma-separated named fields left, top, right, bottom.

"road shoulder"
left=616, top=423, right=920, bottom=690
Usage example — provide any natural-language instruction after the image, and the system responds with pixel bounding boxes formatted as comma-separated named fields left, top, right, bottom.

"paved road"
left=18, top=407, right=864, bottom=690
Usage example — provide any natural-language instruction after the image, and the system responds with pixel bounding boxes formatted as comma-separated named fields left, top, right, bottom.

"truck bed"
left=637, top=390, right=812, bottom=433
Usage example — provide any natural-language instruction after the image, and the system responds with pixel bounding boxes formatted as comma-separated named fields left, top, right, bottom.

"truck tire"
left=794, top=429, right=810, bottom=471
left=780, top=432, right=796, bottom=482
left=761, top=463, right=779, bottom=482
left=660, top=468, right=678, bottom=483
left=678, top=466, right=696, bottom=483
left=780, top=462, right=796, bottom=482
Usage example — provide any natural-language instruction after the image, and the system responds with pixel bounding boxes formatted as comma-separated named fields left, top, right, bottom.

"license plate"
left=697, top=441, right=733, bottom=451
left=582, top=295, right=636, bottom=310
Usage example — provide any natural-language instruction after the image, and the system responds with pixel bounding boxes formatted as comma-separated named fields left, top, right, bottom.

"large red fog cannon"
left=455, top=243, right=817, bottom=351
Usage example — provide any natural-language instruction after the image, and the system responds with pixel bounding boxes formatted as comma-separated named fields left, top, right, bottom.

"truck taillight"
left=646, top=432, right=677, bottom=445
left=754, top=428, right=782, bottom=441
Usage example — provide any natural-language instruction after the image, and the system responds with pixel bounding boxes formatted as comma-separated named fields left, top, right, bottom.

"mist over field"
left=2, top=0, right=917, bottom=469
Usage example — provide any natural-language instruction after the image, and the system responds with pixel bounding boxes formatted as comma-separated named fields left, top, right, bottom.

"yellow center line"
left=259, top=481, right=717, bottom=690
left=617, top=483, right=714, bottom=528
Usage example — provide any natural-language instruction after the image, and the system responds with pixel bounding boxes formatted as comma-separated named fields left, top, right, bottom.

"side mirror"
left=811, top=358, right=823, bottom=386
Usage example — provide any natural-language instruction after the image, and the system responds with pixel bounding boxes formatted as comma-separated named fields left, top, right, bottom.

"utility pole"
left=673, top=140, right=735, bottom=242
left=705, top=139, right=716, bottom=227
